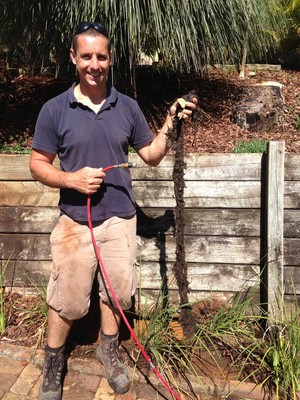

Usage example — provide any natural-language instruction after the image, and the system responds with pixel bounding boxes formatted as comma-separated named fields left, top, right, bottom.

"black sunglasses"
left=74, top=22, right=109, bottom=38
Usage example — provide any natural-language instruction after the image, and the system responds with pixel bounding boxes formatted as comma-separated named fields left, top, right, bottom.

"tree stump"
left=232, top=83, right=285, bottom=131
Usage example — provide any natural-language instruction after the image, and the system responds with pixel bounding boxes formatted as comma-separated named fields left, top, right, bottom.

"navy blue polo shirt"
left=32, top=84, right=154, bottom=222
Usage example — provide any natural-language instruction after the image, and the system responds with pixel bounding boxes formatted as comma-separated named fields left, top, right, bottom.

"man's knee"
left=47, top=298, right=90, bottom=320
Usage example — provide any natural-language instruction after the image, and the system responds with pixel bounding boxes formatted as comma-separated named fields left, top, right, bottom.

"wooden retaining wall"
left=0, top=142, right=300, bottom=310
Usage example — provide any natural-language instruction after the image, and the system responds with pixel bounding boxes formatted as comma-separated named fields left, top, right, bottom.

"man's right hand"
left=68, top=167, right=106, bottom=195
left=30, top=149, right=106, bottom=195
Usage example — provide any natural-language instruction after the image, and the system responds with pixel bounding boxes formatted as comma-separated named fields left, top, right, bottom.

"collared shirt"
left=32, top=84, right=154, bottom=221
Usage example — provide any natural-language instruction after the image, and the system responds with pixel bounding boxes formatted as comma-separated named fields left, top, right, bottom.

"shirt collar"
left=68, top=83, right=118, bottom=109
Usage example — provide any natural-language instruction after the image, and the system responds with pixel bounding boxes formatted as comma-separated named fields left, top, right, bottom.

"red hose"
left=87, top=163, right=182, bottom=400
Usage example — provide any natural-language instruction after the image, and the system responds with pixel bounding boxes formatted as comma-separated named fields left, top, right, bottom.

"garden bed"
left=0, top=67, right=299, bottom=154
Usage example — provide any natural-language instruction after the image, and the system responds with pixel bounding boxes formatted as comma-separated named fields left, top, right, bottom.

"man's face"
left=70, top=33, right=112, bottom=90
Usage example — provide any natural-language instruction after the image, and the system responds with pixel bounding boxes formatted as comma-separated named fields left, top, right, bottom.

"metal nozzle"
left=127, top=162, right=137, bottom=168
left=117, top=162, right=137, bottom=169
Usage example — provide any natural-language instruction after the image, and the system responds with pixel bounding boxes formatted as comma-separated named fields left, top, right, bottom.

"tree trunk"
left=232, top=83, right=285, bottom=131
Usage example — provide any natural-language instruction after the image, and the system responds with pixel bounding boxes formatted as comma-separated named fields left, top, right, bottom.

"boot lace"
left=44, top=351, right=64, bottom=389
left=105, top=338, right=123, bottom=371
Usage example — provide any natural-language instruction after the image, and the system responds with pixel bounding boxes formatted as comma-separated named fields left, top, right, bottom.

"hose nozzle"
left=103, top=162, right=137, bottom=173
left=117, top=162, right=137, bottom=169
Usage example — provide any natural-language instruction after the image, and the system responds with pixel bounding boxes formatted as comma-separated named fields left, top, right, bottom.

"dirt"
left=0, top=67, right=299, bottom=153
left=169, top=92, right=202, bottom=337
left=0, top=291, right=48, bottom=348
left=2, top=289, right=265, bottom=399
left=0, top=290, right=228, bottom=367
left=137, top=67, right=300, bottom=154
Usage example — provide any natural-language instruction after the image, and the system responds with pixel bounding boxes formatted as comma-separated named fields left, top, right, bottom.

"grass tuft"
left=232, top=139, right=268, bottom=153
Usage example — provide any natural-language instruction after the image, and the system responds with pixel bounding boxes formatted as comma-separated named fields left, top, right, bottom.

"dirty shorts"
left=47, top=214, right=138, bottom=320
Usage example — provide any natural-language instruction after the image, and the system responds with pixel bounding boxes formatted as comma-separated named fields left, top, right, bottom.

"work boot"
left=96, top=332, right=130, bottom=394
left=38, top=345, right=66, bottom=400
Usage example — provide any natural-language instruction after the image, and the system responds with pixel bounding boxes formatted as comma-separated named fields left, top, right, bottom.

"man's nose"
left=90, top=55, right=100, bottom=69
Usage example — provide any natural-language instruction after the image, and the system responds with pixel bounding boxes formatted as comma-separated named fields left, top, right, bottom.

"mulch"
left=0, top=67, right=299, bottom=153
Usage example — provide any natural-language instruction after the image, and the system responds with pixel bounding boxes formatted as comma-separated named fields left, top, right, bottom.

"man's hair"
left=71, top=27, right=111, bottom=54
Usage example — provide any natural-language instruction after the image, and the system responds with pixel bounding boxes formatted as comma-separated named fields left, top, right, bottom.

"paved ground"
left=0, top=342, right=266, bottom=400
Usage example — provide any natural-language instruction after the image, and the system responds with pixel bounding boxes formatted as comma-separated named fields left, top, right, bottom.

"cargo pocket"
left=46, top=265, right=62, bottom=313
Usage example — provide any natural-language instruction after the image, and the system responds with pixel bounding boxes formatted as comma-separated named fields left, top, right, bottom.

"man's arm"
left=29, top=149, right=106, bottom=195
left=136, top=98, right=197, bottom=166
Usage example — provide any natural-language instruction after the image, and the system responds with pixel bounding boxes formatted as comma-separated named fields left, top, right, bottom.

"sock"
left=46, top=344, right=64, bottom=354
left=101, top=331, right=118, bottom=341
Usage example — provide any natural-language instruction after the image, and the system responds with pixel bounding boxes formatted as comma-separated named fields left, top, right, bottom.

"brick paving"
left=0, top=342, right=266, bottom=399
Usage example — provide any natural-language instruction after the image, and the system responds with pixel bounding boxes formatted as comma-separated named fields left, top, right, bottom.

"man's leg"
left=47, top=307, right=73, bottom=347
left=39, top=215, right=99, bottom=400
left=38, top=308, right=73, bottom=400
left=100, top=299, right=120, bottom=335
left=97, top=299, right=130, bottom=394
left=95, top=215, right=137, bottom=394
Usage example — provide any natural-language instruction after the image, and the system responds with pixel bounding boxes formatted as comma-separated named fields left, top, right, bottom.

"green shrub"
left=232, top=139, right=268, bottom=153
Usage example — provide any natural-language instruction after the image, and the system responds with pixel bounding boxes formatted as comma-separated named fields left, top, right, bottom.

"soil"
left=0, top=66, right=299, bottom=153
left=0, top=290, right=228, bottom=368
left=1, top=289, right=264, bottom=397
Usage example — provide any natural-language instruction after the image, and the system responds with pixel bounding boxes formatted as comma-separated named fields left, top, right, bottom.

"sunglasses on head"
left=74, top=22, right=109, bottom=37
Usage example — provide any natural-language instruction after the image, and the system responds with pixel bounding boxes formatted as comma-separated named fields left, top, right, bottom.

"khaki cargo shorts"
left=47, top=214, right=138, bottom=320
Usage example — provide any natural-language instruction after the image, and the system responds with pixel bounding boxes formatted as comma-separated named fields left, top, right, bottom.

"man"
left=30, top=21, right=197, bottom=400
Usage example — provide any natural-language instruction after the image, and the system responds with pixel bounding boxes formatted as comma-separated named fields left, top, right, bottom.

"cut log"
left=232, top=83, right=285, bottom=131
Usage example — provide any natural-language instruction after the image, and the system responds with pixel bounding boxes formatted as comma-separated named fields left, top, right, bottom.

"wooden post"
left=265, top=141, right=285, bottom=319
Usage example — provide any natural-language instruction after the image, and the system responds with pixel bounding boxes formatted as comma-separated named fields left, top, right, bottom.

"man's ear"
left=70, top=48, right=76, bottom=65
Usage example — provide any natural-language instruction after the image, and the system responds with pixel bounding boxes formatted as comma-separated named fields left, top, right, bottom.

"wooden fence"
left=1, top=141, right=300, bottom=312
